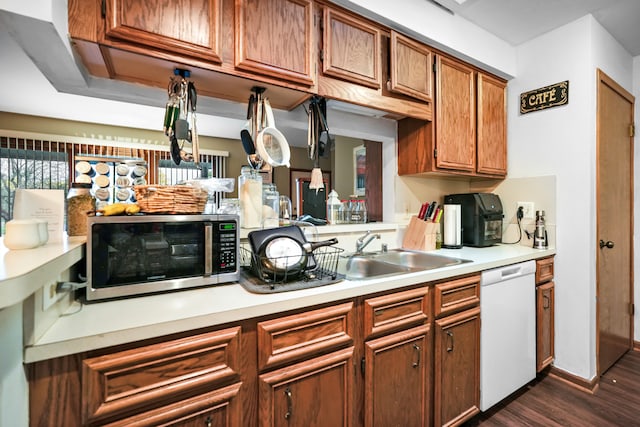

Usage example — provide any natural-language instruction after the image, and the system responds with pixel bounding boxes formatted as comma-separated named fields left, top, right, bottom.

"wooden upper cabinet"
left=235, top=0, right=314, bottom=86
left=104, top=0, right=222, bottom=63
left=322, top=8, right=381, bottom=89
left=435, top=55, right=476, bottom=173
left=477, top=72, right=507, bottom=176
left=389, top=31, right=433, bottom=102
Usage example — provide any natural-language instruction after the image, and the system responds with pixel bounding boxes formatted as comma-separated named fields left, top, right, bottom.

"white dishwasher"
left=480, top=260, right=536, bottom=411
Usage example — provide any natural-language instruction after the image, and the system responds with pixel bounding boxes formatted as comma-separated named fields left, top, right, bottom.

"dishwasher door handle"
left=500, top=267, right=524, bottom=280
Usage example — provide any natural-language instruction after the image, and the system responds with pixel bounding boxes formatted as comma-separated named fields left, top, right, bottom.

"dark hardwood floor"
left=464, top=350, right=640, bottom=427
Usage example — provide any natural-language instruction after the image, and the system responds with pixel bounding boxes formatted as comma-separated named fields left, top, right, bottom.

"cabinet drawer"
left=363, top=286, right=430, bottom=340
left=104, top=382, right=242, bottom=427
left=257, top=302, right=354, bottom=371
left=536, top=256, right=554, bottom=284
left=434, top=275, right=480, bottom=318
left=82, top=327, right=241, bottom=425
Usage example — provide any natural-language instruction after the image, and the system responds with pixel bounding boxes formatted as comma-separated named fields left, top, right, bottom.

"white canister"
left=4, top=219, right=41, bottom=250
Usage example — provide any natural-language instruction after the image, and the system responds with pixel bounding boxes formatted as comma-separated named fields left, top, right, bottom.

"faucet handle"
left=381, top=243, right=388, bottom=253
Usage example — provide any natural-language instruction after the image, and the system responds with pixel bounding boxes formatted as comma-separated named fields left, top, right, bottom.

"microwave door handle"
left=204, top=223, right=213, bottom=276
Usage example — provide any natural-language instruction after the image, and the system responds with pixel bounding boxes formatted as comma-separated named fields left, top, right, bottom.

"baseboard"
left=548, top=366, right=599, bottom=394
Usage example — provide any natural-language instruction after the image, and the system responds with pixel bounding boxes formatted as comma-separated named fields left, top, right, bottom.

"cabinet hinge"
left=630, top=124, right=636, bottom=138
left=319, top=49, right=324, bottom=63
left=101, top=0, right=106, bottom=18
left=632, top=303, right=635, bottom=316
left=433, top=61, right=437, bottom=74
left=360, top=356, right=365, bottom=376
left=434, top=148, right=437, bottom=158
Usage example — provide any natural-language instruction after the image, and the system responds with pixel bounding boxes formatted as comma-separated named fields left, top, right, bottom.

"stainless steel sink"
left=368, top=249, right=472, bottom=269
left=340, top=256, right=414, bottom=280
left=338, top=249, right=471, bottom=280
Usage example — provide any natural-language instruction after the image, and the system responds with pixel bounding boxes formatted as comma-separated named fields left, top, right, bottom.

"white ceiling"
left=432, top=0, right=640, bottom=56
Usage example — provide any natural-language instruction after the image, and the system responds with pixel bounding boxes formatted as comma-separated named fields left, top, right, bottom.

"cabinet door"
left=536, top=281, right=555, bottom=372
left=364, top=325, right=431, bottom=427
left=389, top=31, right=433, bottom=102
left=259, top=347, right=354, bottom=427
left=434, top=307, right=480, bottom=427
left=236, top=0, right=314, bottom=86
left=322, top=8, right=381, bottom=89
left=477, top=73, right=507, bottom=176
left=435, top=56, right=476, bottom=172
left=105, top=0, right=222, bottom=63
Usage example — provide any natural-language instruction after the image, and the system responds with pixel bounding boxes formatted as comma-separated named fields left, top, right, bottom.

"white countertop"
left=0, top=236, right=85, bottom=310
left=22, top=241, right=555, bottom=363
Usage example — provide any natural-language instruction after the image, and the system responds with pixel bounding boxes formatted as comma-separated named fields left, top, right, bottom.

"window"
left=1, top=134, right=228, bottom=235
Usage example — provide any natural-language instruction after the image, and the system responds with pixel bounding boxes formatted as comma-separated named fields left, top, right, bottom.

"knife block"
left=402, top=216, right=439, bottom=251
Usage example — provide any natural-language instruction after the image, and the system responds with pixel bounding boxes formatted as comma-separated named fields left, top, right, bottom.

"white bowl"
left=4, top=219, right=41, bottom=250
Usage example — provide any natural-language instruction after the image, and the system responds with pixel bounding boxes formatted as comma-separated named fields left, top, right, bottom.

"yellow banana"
left=100, top=203, right=127, bottom=216
left=125, top=204, right=141, bottom=215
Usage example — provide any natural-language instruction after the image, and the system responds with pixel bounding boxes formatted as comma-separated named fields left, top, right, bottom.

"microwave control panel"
left=214, top=221, right=238, bottom=273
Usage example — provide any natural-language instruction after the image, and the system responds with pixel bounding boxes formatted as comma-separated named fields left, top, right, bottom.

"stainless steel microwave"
left=86, top=214, right=239, bottom=301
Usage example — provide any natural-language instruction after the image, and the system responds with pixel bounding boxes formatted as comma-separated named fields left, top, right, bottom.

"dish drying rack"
left=239, top=245, right=344, bottom=291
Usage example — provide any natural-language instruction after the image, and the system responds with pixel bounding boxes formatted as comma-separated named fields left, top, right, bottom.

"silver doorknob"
left=599, top=240, right=614, bottom=249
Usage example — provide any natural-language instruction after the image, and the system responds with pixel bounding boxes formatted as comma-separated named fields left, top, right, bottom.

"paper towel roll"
left=443, top=204, right=462, bottom=247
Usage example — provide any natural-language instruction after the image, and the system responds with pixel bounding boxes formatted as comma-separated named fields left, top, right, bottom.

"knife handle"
left=418, top=202, right=428, bottom=219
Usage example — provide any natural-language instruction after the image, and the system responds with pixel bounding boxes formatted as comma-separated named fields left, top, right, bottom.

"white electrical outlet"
left=42, top=278, right=61, bottom=310
left=516, top=202, right=535, bottom=219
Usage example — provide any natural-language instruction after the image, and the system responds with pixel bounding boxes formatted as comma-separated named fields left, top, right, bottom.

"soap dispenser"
left=327, top=189, right=341, bottom=224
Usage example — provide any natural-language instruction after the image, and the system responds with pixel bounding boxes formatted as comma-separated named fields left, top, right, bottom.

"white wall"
left=509, top=15, right=634, bottom=380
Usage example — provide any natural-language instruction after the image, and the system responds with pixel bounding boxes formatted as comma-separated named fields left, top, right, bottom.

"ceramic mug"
left=4, top=219, right=41, bottom=250
left=35, top=219, right=49, bottom=246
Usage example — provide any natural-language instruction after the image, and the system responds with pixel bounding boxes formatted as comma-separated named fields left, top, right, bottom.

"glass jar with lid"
left=262, top=183, right=280, bottom=228
left=67, top=183, right=95, bottom=236
left=238, top=166, right=262, bottom=229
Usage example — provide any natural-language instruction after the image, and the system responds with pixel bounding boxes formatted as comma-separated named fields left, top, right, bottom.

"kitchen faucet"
left=355, top=231, right=381, bottom=254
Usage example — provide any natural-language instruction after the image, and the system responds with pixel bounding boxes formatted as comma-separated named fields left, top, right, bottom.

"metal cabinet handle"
left=599, top=239, right=614, bottom=249
left=412, top=343, right=421, bottom=368
left=205, top=416, right=212, bottom=427
left=284, top=387, right=293, bottom=420
left=446, top=331, right=454, bottom=352
left=543, top=294, right=550, bottom=309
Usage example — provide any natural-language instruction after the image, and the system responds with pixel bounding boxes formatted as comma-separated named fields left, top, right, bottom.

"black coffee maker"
left=443, top=193, right=504, bottom=247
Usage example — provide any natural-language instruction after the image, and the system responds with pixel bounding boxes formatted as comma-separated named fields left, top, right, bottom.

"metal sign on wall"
left=520, top=80, right=569, bottom=114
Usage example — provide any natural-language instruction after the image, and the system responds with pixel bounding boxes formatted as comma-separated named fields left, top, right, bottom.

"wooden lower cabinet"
left=364, top=325, right=431, bottom=427
left=29, top=275, right=487, bottom=427
left=434, top=307, right=481, bottom=427
left=535, top=256, right=555, bottom=372
left=258, top=347, right=354, bottom=427
left=256, top=302, right=355, bottom=427
left=536, top=281, right=555, bottom=371
left=28, top=327, right=244, bottom=427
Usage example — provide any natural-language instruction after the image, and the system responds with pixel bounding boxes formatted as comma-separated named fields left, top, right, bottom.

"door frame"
left=595, top=68, right=635, bottom=375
